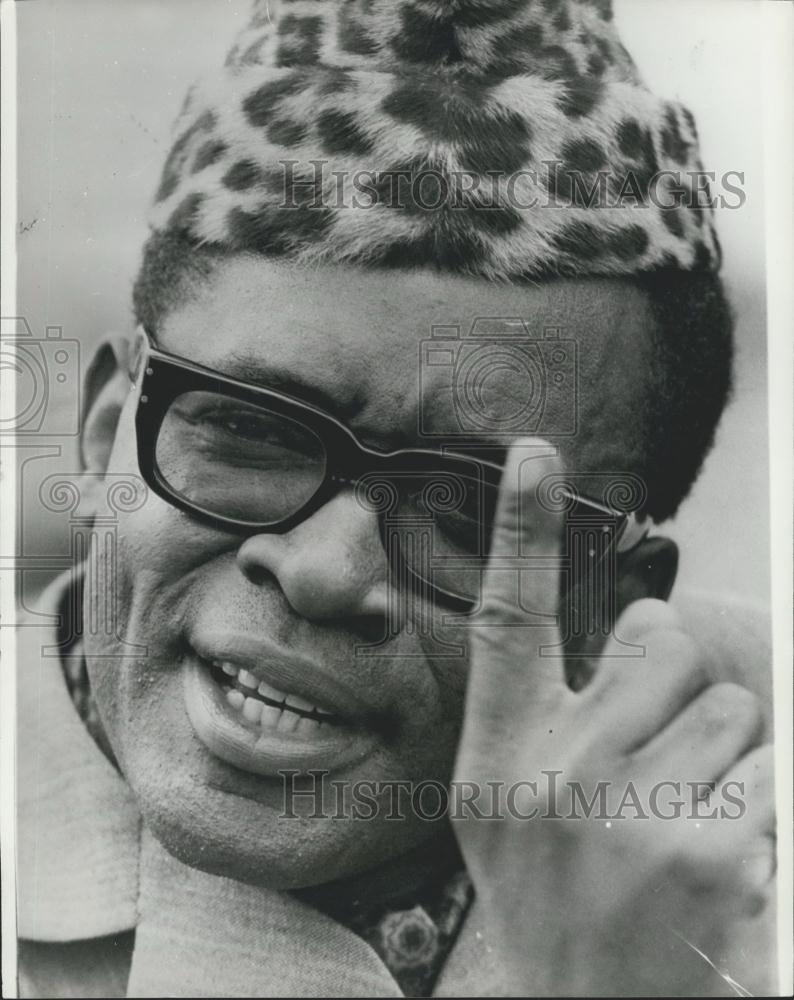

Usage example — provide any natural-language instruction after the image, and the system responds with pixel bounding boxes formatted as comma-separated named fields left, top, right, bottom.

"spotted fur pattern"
left=148, top=0, right=721, bottom=278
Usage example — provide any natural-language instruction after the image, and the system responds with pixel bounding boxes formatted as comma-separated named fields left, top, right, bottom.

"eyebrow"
left=221, top=355, right=366, bottom=423
left=147, top=330, right=505, bottom=455
left=148, top=328, right=365, bottom=423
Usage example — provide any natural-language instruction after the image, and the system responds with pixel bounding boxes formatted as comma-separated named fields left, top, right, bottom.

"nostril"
left=236, top=534, right=284, bottom=585
left=235, top=507, right=389, bottom=620
left=239, top=559, right=271, bottom=587
left=350, top=613, right=390, bottom=647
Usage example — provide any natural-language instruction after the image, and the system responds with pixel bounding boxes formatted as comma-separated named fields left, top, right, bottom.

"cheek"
left=401, top=618, right=474, bottom=780
left=103, top=417, right=241, bottom=604
left=418, top=618, right=471, bottom=738
left=83, top=422, right=238, bottom=755
left=424, top=649, right=468, bottom=715
left=85, top=496, right=237, bottom=670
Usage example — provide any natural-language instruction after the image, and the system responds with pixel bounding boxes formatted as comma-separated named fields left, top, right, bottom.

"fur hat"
left=148, top=0, right=721, bottom=280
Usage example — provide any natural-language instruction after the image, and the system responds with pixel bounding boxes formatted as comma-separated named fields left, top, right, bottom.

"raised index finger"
left=460, top=438, right=572, bottom=761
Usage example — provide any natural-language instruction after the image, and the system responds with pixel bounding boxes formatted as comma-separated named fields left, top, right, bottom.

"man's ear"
left=80, top=335, right=132, bottom=474
left=615, top=536, right=679, bottom=612
left=561, top=535, right=679, bottom=690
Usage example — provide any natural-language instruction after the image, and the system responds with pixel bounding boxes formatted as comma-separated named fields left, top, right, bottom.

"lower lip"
left=183, top=657, right=374, bottom=777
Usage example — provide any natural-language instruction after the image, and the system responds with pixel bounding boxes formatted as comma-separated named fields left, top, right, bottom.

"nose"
left=236, top=491, right=391, bottom=621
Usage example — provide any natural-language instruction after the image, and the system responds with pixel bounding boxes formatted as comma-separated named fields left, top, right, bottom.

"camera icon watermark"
left=419, top=318, right=577, bottom=438
left=0, top=317, right=81, bottom=436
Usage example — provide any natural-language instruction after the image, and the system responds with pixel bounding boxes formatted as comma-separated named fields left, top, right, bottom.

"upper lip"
left=189, top=631, right=371, bottom=723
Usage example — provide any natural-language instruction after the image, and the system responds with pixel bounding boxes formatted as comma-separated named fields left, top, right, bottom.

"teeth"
left=259, top=704, right=283, bottom=729
left=277, top=709, right=300, bottom=734
left=242, top=696, right=264, bottom=724
left=211, top=658, right=337, bottom=725
left=284, top=692, right=314, bottom=714
left=226, top=689, right=245, bottom=711
left=294, top=715, right=321, bottom=736
left=238, top=668, right=259, bottom=690
left=224, top=684, right=329, bottom=734
left=257, top=678, right=287, bottom=702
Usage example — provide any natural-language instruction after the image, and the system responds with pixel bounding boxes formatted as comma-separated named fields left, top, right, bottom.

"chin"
left=121, top=747, right=424, bottom=890
left=137, top=787, right=420, bottom=890
left=90, top=644, right=450, bottom=890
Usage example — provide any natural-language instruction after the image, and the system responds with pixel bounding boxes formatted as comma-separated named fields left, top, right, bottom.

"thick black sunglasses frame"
left=131, top=328, right=640, bottom=612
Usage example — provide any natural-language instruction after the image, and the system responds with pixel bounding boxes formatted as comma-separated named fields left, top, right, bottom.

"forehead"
left=160, top=257, right=652, bottom=458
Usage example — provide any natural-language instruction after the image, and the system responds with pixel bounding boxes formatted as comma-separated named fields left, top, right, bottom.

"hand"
left=452, top=440, right=775, bottom=997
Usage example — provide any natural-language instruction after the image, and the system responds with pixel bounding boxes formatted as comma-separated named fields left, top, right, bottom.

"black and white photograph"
left=2, top=0, right=792, bottom=996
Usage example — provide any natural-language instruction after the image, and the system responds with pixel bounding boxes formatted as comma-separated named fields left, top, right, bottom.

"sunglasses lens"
left=155, top=391, right=327, bottom=524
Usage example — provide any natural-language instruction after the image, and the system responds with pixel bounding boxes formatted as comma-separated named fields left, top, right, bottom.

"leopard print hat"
left=147, top=0, right=721, bottom=279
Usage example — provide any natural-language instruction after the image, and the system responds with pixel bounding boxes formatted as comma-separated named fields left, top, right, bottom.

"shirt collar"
left=17, top=571, right=141, bottom=940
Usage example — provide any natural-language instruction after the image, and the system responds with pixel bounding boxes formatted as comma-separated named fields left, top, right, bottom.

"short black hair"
left=132, top=229, right=734, bottom=524
left=634, top=266, right=734, bottom=523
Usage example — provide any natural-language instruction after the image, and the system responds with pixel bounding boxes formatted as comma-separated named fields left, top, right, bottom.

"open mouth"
left=207, top=658, right=345, bottom=731
left=184, top=642, right=377, bottom=776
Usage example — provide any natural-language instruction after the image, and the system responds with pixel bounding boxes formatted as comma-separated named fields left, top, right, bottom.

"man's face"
left=84, top=258, right=652, bottom=888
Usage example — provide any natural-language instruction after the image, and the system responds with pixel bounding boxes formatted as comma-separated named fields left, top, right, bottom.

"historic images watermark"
left=2, top=315, right=148, bottom=654
left=275, top=159, right=747, bottom=213
left=0, top=317, right=80, bottom=438
left=279, top=770, right=748, bottom=823
left=419, top=319, right=577, bottom=438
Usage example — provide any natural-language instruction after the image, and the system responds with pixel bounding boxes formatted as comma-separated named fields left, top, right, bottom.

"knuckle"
left=617, top=598, right=682, bottom=642
left=475, top=593, right=528, bottom=629
left=700, top=683, right=761, bottom=733
left=665, top=843, right=702, bottom=883
left=741, top=889, right=770, bottom=919
left=666, top=840, right=720, bottom=889
left=657, top=630, right=710, bottom=686
left=650, top=627, right=699, bottom=664
left=488, top=520, right=522, bottom=555
left=684, top=654, right=712, bottom=690
left=597, top=628, right=702, bottom=689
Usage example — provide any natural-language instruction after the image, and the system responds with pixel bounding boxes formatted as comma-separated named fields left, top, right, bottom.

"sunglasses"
left=131, top=327, right=647, bottom=614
